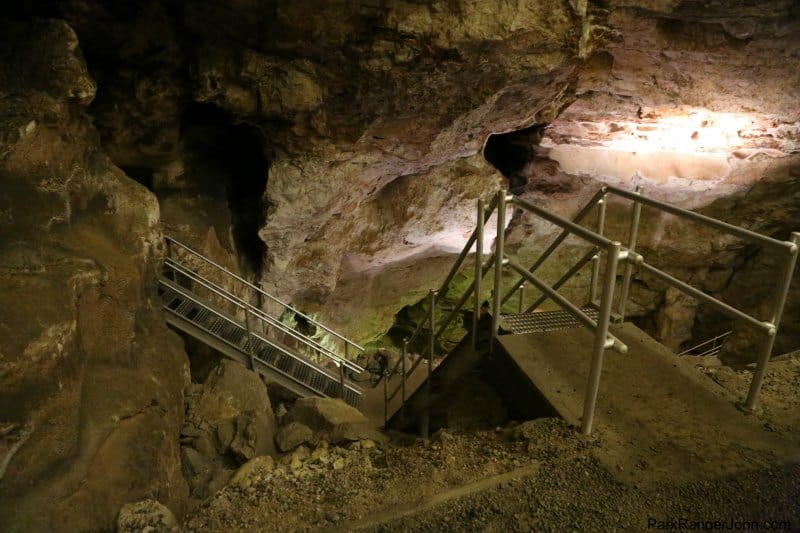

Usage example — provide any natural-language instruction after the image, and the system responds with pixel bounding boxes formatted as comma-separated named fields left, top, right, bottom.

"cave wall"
left=499, top=0, right=800, bottom=359
left=0, top=19, right=188, bottom=532
left=1, top=1, right=799, bottom=528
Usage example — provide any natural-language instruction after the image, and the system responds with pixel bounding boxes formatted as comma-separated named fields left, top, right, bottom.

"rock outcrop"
left=0, top=18, right=187, bottom=532
left=2, top=2, right=799, bottom=526
left=180, top=360, right=278, bottom=499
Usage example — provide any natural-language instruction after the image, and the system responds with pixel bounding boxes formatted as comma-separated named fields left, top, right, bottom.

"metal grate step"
left=157, top=278, right=362, bottom=407
left=499, top=306, right=599, bottom=335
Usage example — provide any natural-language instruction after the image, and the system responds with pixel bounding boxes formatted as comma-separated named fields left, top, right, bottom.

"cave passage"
left=179, top=103, right=270, bottom=277
left=483, top=125, right=546, bottom=194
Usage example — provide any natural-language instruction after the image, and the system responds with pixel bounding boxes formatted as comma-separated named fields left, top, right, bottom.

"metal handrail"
left=600, top=186, right=799, bottom=411
left=606, top=186, right=794, bottom=253
left=164, top=236, right=364, bottom=353
left=384, top=197, right=502, bottom=421
left=525, top=246, right=599, bottom=314
left=387, top=198, right=500, bottom=379
left=631, top=258, right=773, bottom=335
left=501, top=187, right=608, bottom=306
left=506, top=258, right=627, bottom=353
left=160, top=279, right=363, bottom=396
left=510, top=196, right=618, bottom=249
left=164, top=258, right=364, bottom=373
left=433, top=255, right=496, bottom=344
left=494, top=189, right=624, bottom=435
left=678, top=331, right=732, bottom=357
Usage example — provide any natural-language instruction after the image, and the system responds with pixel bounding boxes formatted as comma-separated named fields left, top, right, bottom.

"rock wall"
left=0, top=19, right=188, bottom=531
left=1, top=4, right=798, bottom=529
left=499, top=0, right=800, bottom=359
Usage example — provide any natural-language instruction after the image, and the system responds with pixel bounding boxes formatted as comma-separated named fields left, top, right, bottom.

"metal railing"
left=678, top=331, right=732, bottom=358
left=164, top=236, right=364, bottom=363
left=594, top=185, right=799, bottom=411
left=495, top=191, right=628, bottom=435
left=383, top=194, right=500, bottom=436
left=384, top=184, right=798, bottom=435
left=159, top=277, right=363, bottom=400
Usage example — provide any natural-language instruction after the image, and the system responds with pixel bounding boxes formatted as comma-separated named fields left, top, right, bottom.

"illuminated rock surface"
left=1, top=1, right=799, bottom=531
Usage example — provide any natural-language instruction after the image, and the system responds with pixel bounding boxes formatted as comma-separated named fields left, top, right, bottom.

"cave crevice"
left=178, top=102, right=270, bottom=277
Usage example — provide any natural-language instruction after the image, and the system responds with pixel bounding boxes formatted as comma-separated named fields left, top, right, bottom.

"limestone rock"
left=275, top=422, right=314, bottom=452
left=0, top=18, right=187, bottom=532
left=189, top=360, right=278, bottom=461
left=329, top=424, right=390, bottom=447
left=180, top=446, right=214, bottom=494
left=230, top=410, right=275, bottom=462
left=116, top=500, right=178, bottom=533
left=229, top=455, right=275, bottom=489
left=286, top=397, right=370, bottom=436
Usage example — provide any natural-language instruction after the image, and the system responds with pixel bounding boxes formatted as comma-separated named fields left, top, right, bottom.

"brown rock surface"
left=0, top=18, right=187, bottom=532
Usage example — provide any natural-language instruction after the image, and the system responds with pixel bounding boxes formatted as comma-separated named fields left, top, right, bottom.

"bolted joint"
left=765, top=323, right=777, bottom=337
left=623, top=251, right=644, bottom=265
left=501, top=257, right=510, bottom=266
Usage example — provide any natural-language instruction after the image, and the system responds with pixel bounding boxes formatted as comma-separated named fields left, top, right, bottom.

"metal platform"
left=499, top=306, right=599, bottom=335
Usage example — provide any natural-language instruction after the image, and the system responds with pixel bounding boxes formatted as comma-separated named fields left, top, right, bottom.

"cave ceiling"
left=8, top=0, right=800, bottom=346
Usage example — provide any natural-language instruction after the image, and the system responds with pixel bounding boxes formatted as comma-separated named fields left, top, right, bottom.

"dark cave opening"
left=179, top=102, right=270, bottom=277
left=483, top=125, right=546, bottom=194
left=121, top=166, right=155, bottom=191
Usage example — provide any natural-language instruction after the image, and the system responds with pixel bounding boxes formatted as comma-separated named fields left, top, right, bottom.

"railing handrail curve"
left=159, top=279, right=363, bottom=395
left=163, top=258, right=364, bottom=373
left=164, top=235, right=364, bottom=352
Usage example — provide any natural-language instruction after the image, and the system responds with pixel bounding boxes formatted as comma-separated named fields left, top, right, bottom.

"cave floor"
left=182, top=350, right=800, bottom=532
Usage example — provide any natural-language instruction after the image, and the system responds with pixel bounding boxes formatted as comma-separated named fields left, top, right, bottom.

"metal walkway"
left=159, top=237, right=365, bottom=407
left=499, top=307, right=599, bottom=335
left=382, top=186, right=798, bottom=435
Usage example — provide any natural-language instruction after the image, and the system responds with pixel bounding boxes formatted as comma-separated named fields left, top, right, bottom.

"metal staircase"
left=159, top=237, right=365, bottom=407
left=499, top=307, right=599, bottom=335
left=383, top=185, right=799, bottom=436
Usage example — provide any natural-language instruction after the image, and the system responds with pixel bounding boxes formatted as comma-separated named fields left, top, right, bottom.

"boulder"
left=329, top=423, right=390, bottom=447
left=286, top=397, right=369, bottom=436
left=229, top=455, right=275, bottom=489
left=180, top=446, right=214, bottom=495
left=187, top=360, right=278, bottom=461
left=275, top=422, right=313, bottom=452
left=230, top=410, right=275, bottom=462
left=116, top=500, right=178, bottom=533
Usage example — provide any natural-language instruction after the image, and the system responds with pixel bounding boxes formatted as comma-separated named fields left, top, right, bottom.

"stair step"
left=158, top=278, right=363, bottom=406
left=174, top=299, right=193, bottom=316
left=499, top=306, right=599, bottom=335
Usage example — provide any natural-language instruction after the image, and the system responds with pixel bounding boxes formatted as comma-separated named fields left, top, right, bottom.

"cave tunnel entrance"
left=483, top=125, right=546, bottom=194
left=179, top=102, right=270, bottom=277
left=121, top=166, right=155, bottom=191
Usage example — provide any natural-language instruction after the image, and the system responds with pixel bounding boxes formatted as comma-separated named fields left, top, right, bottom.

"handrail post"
left=617, top=186, right=643, bottom=320
left=339, top=363, right=346, bottom=400
left=473, top=198, right=485, bottom=351
left=589, top=198, right=607, bottom=305
left=244, top=307, right=255, bottom=370
left=581, top=241, right=621, bottom=435
left=490, top=190, right=508, bottom=353
left=421, top=290, right=436, bottom=439
left=401, top=339, right=408, bottom=419
left=383, top=372, right=388, bottom=426
left=518, top=283, right=525, bottom=314
left=745, top=232, right=800, bottom=410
